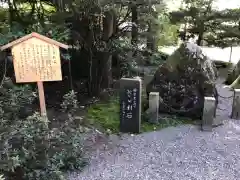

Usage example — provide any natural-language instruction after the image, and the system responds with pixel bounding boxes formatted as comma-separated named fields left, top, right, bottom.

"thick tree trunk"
left=7, top=0, right=14, bottom=29
left=147, top=25, right=157, bottom=52
left=100, top=10, right=116, bottom=89
left=89, top=52, right=112, bottom=96
left=131, top=5, right=138, bottom=45
left=103, top=11, right=114, bottom=41
left=197, top=31, right=203, bottom=46
left=197, top=23, right=204, bottom=46
left=88, top=53, right=100, bottom=97
left=101, top=52, right=112, bottom=89
left=147, top=9, right=158, bottom=52
left=88, top=10, right=116, bottom=96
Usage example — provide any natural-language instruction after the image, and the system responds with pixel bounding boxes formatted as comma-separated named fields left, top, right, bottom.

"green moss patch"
left=87, top=96, right=194, bottom=134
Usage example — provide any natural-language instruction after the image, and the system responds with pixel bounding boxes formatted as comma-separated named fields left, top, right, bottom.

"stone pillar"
left=213, top=99, right=222, bottom=126
left=148, top=92, right=159, bottom=124
left=143, top=75, right=154, bottom=87
left=202, top=97, right=216, bottom=131
left=231, top=89, right=240, bottom=119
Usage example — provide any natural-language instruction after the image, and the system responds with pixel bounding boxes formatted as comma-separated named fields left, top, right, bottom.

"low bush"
left=61, top=90, right=78, bottom=114
left=0, top=78, right=86, bottom=180
left=147, top=51, right=169, bottom=66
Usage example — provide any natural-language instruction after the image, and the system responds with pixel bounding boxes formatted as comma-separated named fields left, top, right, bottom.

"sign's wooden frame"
left=0, top=32, right=69, bottom=116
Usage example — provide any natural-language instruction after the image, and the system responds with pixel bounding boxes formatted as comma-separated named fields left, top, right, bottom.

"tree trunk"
left=101, top=52, right=112, bottom=89
left=131, top=5, right=138, bottom=45
left=197, top=21, right=205, bottom=46
left=87, top=23, right=101, bottom=96
left=87, top=52, right=99, bottom=97
left=147, top=20, right=157, bottom=52
left=147, top=25, right=153, bottom=51
left=7, top=0, right=14, bottom=28
left=100, top=10, right=116, bottom=89
left=197, top=31, right=203, bottom=46
left=229, top=46, right=233, bottom=63
left=103, top=11, right=114, bottom=41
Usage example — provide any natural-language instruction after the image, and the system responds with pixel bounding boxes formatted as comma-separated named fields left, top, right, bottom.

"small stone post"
left=231, top=89, right=240, bottom=119
left=143, top=75, right=154, bottom=87
left=202, top=97, right=216, bottom=131
left=148, top=92, right=159, bottom=124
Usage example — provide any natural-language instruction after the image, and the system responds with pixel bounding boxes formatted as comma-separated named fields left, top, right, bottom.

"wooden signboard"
left=11, top=37, right=62, bottom=83
left=1, top=32, right=69, bottom=116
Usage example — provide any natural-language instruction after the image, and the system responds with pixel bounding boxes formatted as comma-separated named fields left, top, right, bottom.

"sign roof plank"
left=0, top=32, right=69, bottom=51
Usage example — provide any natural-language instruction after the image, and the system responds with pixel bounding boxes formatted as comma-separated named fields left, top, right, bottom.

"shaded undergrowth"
left=87, top=96, right=194, bottom=134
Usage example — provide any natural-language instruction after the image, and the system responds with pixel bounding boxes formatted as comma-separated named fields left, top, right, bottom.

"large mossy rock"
left=225, top=60, right=240, bottom=86
left=146, top=42, right=218, bottom=119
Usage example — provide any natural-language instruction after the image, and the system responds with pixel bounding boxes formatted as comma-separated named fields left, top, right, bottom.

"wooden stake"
left=37, top=81, right=47, bottom=116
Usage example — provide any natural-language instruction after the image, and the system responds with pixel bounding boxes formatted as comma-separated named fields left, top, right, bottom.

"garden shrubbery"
left=0, top=78, right=86, bottom=180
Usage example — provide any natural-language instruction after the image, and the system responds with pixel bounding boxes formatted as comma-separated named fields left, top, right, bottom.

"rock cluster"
left=146, top=42, right=218, bottom=119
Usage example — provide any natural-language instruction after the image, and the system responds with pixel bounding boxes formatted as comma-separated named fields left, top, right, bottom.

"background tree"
left=170, top=0, right=240, bottom=47
left=204, top=8, right=240, bottom=47
left=0, top=0, right=176, bottom=97
left=170, top=0, right=217, bottom=45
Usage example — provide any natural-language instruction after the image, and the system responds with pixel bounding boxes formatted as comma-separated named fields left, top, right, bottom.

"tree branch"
left=117, top=7, right=131, bottom=26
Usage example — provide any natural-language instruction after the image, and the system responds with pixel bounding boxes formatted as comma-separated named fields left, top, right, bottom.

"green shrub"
left=61, top=90, right=78, bottom=114
left=147, top=51, right=169, bottom=66
left=0, top=78, right=86, bottom=180
left=0, top=77, right=36, bottom=119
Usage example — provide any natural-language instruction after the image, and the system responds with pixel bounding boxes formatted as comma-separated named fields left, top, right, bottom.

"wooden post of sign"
left=37, top=81, right=47, bottom=116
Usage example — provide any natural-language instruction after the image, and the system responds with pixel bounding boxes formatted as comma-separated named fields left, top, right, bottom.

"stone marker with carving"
left=119, top=77, right=142, bottom=133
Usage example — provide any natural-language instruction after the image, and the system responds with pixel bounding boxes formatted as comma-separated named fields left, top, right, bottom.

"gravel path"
left=68, top=83, right=240, bottom=180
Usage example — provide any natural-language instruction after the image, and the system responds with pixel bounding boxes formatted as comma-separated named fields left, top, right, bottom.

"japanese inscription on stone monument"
left=119, top=77, right=142, bottom=133
left=11, top=37, right=62, bottom=83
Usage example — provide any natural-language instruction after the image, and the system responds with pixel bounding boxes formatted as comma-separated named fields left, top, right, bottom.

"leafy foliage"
left=0, top=22, right=25, bottom=46
left=157, top=14, right=180, bottom=46
left=0, top=78, right=86, bottom=180
left=170, top=0, right=240, bottom=47
left=0, top=174, right=4, bottom=180
left=61, top=90, right=79, bottom=113
left=0, top=77, right=36, bottom=119
left=147, top=51, right=169, bottom=65
left=204, top=8, right=240, bottom=47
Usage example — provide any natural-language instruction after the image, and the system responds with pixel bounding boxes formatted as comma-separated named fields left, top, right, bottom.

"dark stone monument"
left=119, top=77, right=142, bottom=133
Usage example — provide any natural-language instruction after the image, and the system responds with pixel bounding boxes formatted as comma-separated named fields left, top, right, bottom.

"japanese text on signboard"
left=11, top=37, right=62, bottom=83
